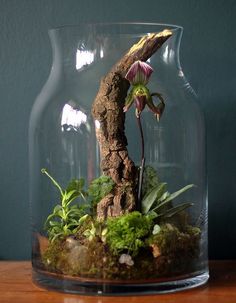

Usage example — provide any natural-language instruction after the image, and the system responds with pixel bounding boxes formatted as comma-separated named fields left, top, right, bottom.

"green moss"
left=42, top=239, right=66, bottom=273
left=106, top=211, right=153, bottom=256
left=42, top=212, right=201, bottom=280
left=147, top=223, right=201, bottom=258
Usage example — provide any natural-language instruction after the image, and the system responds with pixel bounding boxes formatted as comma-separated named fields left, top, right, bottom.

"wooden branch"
left=92, top=29, right=172, bottom=220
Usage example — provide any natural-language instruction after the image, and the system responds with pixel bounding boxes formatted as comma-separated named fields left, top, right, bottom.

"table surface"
left=0, top=261, right=235, bottom=303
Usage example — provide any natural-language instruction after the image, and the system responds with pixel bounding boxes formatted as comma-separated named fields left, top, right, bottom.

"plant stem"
left=137, top=116, right=145, bottom=211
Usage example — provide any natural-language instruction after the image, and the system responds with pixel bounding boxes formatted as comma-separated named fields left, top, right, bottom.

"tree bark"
left=92, top=30, right=172, bottom=220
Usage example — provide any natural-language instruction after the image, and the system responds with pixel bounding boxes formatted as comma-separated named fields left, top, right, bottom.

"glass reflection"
left=76, top=49, right=95, bottom=70
left=61, top=103, right=88, bottom=132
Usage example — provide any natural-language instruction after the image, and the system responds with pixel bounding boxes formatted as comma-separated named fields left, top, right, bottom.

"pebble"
left=119, top=254, right=134, bottom=266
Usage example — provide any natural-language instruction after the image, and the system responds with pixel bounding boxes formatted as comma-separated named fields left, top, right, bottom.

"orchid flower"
left=123, top=60, right=166, bottom=209
left=123, top=60, right=165, bottom=121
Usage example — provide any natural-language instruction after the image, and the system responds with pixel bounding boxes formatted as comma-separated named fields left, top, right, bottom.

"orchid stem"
left=137, top=116, right=145, bottom=211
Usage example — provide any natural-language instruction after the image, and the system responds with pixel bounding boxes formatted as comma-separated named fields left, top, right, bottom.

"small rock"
left=65, top=236, right=79, bottom=249
left=119, top=254, right=134, bottom=266
left=67, top=245, right=88, bottom=269
left=103, top=257, right=107, bottom=263
left=152, top=224, right=161, bottom=235
left=150, top=244, right=161, bottom=258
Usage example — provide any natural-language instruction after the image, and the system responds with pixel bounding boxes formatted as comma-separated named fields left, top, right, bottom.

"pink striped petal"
left=125, top=61, right=153, bottom=85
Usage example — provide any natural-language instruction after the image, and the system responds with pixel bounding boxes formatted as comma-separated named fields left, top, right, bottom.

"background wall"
left=0, top=0, right=235, bottom=260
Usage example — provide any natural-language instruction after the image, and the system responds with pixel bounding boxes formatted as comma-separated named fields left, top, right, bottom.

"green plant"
left=147, top=223, right=201, bottom=257
left=142, top=180, right=194, bottom=219
left=42, top=169, right=88, bottom=242
left=142, top=165, right=159, bottom=197
left=106, top=211, right=153, bottom=256
left=88, top=175, right=115, bottom=207
left=83, top=220, right=108, bottom=242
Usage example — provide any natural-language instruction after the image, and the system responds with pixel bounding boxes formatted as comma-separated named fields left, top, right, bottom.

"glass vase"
left=29, top=23, right=208, bottom=295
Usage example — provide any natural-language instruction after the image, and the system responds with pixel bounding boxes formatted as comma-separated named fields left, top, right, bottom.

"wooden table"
left=0, top=261, right=235, bottom=303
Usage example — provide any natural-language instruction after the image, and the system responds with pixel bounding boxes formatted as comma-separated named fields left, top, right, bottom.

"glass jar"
left=29, top=23, right=208, bottom=294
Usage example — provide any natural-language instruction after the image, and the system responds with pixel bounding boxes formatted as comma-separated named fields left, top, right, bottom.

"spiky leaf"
left=161, top=184, right=195, bottom=204
left=160, top=202, right=193, bottom=218
left=141, top=183, right=167, bottom=214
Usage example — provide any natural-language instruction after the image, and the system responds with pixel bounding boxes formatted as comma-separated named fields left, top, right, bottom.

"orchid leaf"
left=151, top=184, right=195, bottom=214
left=159, top=202, right=193, bottom=218
left=161, top=184, right=195, bottom=204
left=141, top=182, right=167, bottom=214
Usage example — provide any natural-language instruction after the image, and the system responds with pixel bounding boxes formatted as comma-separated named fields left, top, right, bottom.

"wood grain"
left=0, top=261, right=235, bottom=303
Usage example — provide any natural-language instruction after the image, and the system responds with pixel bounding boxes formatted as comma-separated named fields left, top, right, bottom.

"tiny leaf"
left=79, top=214, right=89, bottom=224
left=102, top=228, right=108, bottom=236
left=65, top=190, right=77, bottom=202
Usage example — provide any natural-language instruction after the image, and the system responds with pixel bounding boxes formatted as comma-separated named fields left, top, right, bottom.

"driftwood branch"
left=92, top=30, right=172, bottom=220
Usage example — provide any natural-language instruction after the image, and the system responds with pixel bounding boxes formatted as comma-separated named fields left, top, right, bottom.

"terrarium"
left=29, top=23, right=208, bottom=294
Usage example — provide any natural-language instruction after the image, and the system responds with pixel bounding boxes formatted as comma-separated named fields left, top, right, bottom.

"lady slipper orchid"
left=124, top=60, right=165, bottom=120
left=123, top=60, right=166, bottom=206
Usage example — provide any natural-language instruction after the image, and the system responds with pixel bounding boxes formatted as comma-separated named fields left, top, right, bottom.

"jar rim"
left=48, top=22, right=183, bottom=34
